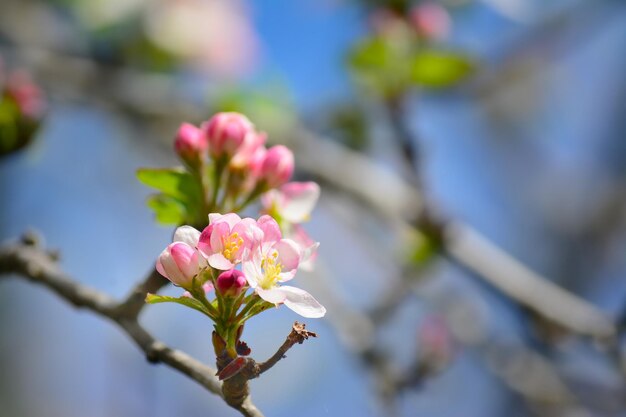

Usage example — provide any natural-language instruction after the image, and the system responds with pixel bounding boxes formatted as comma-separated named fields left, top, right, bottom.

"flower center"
left=221, top=232, right=244, bottom=261
left=260, top=251, right=282, bottom=290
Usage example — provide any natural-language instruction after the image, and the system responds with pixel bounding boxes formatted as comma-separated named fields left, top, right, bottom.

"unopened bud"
left=156, top=242, right=201, bottom=289
left=409, top=2, right=451, bottom=41
left=174, top=123, right=206, bottom=166
left=203, top=112, right=254, bottom=159
left=216, top=269, right=247, bottom=297
left=260, top=145, right=294, bottom=188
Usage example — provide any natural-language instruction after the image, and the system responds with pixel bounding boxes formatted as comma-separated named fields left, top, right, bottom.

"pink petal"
left=158, top=249, right=187, bottom=286
left=208, top=253, right=235, bottom=270
left=232, top=218, right=261, bottom=252
left=210, top=222, right=231, bottom=253
left=277, top=286, right=326, bottom=318
left=170, top=242, right=198, bottom=278
left=197, top=224, right=214, bottom=258
left=209, top=212, right=241, bottom=228
left=156, top=258, right=167, bottom=278
left=173, top=226, right=201, bottom=247
left=257, top=215, right=281, bottom=245
left=274, top=239, right=300, bottom=271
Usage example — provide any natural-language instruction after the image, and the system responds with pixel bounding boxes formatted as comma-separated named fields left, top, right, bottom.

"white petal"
left=242, top=260, right=261, bottom=288
left=173, top=226, right=201, bottom=247
left=282, top=182, right=320, bottom=223
left=256, top=287, right=287, bottom=304
left=277, top=286, right=326, bottom=318
left=300, top=242, right=319, bottom=265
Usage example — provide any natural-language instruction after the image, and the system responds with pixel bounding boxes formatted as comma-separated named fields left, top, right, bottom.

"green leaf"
left=411, top=51, right=474, bottom=89
left=348, top=37, right=390, bottom=72
left=138, top=168, right=206, bottom=225
left=146, top=194, right=186, bottom=225
left=145, top=293, right=213, bottom=317
left=348, top=37, right=414, bottom=98
left=408, top=230, right=440, bottom=266
left=136, top=168, right=202, bottom=201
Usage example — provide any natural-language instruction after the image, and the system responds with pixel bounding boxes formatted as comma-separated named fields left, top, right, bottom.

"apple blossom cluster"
left=142, top=112, right=324, bottom=368
left=175, top=112, right=295, bottom=206
left=155, top=213, right=324, bottom=318
left=0, top=57, right=46, bottom=156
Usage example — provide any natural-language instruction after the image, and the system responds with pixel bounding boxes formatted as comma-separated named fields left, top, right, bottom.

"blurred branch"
left=444, top=222, right=616, bottom=338
left=0, top=38, right=616, bottom=338
left=293, top=127, right=616, bottom=339
left=0, top=232, right=264, bottom=417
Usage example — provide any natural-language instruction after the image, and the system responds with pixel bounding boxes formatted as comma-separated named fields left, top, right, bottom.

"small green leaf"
left=146, top=194, right=186, bottom=225
left=408, top=230, right=440, bottom=266
left=348, top=37, right=390, bottom=72
left=136, top=168, right=202, bottom=201
left=348, top=37, right=413, bottom=98
left=411, top=51, right=473, bottom=89
left=145, top=293, right=212, bottom=317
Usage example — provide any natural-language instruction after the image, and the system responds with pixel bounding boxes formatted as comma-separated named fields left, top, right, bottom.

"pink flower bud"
left=418, top=315, right=454, bottom=370
left=156, top=242, right=201, bottom=288
left=6, top=70, right=45, bottom=119
left=409, top=2, right=451, bottom=41
left=230, top=131, right=266, bottom=170
left=203, top=112, right=254, bottom=158
left=216, top=269, right=247, bottom=297
left=260, top=145, right=294, bottom=188
left=174, top=123, right=207, bottom=164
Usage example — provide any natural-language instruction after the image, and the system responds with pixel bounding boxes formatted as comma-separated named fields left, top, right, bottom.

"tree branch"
left=115, top=267, right=168, bottom=320
left=255, top=321, right=317, bottom=375
left=0, top=234, right=264, bottom=417
left=2, top=36, right=615, bottom=338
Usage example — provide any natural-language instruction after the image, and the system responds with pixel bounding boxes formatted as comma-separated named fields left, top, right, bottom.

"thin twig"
left=256, top=322, right=317, bottom=375
left=0, top=235, right=264, bottom=417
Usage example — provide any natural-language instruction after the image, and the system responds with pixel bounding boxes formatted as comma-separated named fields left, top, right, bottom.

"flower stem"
left=234, top=294, right=263, bottom=323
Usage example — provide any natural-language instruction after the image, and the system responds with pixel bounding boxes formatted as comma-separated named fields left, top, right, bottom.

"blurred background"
left=1, top=0, right=626, bottom=416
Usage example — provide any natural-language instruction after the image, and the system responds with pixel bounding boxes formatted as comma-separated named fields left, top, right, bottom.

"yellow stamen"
left=221, top=232, right=243, bottom=261
left=260, top=255, right=283, bottom=290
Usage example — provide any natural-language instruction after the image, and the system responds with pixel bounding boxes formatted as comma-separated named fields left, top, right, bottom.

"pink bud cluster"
left=0, top=60, right=46, bottom=120
left=173, top=112, right=294, bottom=190
left=156, top=213, right=325, bottom=318
left=370, top=2, right=450, bottom=42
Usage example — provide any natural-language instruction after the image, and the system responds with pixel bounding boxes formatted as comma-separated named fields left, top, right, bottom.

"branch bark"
left=0, top=235, right=264, bottom=417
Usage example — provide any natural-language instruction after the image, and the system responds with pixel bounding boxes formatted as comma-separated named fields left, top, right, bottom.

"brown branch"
left=209, top=322, right=317, bottom=411
left=115, top=267, right=168, bottom=319
left=256, top=322, right=317, bottom=375
left=0, top=234, right=264, bottom=417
